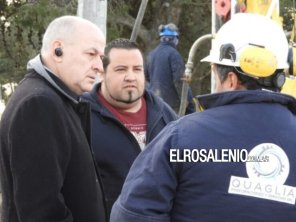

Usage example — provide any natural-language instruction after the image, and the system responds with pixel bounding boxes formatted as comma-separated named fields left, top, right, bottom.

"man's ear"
left=224, top=71, right=241, bottom=90
left=53, top=41, right=63, bottom=62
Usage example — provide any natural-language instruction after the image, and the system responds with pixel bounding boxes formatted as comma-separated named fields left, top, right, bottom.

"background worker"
left=110, top=13, right=296, bottom=221
left=82, top=38, right=177, bottom=219
left=145, top=23, right=195, bottom=114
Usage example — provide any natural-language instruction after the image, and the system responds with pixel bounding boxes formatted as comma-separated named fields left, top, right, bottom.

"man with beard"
left=82, top=38, right=177, bottom=219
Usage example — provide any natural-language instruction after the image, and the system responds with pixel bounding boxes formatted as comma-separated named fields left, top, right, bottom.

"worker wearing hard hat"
left=145, top=23, right=195, bottom=114
left=110, top=13, right=296, bottom=222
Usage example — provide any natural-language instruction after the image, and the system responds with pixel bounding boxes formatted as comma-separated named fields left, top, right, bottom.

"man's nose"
left=92, top=56, right=104, bottom=74
left=124, top=70, right=137, bottom=81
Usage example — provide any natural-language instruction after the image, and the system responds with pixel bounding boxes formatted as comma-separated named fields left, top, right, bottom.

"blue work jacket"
left=145, top=41, right=184, bottom=112
left=111, top=90, right=296, bottom=222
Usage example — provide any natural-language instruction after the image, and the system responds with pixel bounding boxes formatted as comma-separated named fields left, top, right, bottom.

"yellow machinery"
left=179, top=0, right=296, bottom=115
left=214, top=0, right=296, bottom=96
left=246, top=0, right=282, bottom=23
left=236, top=0, right=296, bottom=97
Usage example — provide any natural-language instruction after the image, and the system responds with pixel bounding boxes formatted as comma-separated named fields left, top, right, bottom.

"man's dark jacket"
left=0, top=55, right=106, bottom=222
left=82, top=83, right=177, bottom=217
left=145, top=41, right=184, bottom=113
left=111, top=90, right=296, bottom=222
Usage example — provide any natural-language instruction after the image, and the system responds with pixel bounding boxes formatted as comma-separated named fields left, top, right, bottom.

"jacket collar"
left=27, top=54, right=80, bottom=104
left=197, top=90, right=296, bottom=114
left=160, top=41, right=176, bottom=48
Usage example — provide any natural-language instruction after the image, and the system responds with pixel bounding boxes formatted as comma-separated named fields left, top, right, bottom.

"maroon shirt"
left=98, top=92, right=147, bottom=150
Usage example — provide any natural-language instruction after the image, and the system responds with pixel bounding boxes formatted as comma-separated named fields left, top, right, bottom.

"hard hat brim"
left=200, top=55, right=211, bottom=63
left=200, top=54, right=239, bottom=67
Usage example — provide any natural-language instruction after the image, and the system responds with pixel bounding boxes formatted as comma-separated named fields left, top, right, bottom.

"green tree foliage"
left=281, top=0, right=296, bottom=42
left=0, top=0, right=76, bottom=101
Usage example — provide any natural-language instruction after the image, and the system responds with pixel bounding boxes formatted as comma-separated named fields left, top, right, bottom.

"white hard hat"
left=201, top=13, right=289, bottom=78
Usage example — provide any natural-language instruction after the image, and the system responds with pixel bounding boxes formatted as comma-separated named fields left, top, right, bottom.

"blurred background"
left=0, top=0, right=294, bottom=106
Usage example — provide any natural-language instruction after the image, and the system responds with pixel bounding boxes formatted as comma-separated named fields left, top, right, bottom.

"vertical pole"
left=130, top=0, right=149, bottom=41
left=211, top=0, right=216, bottom=93
left=77, top=0, right=107, bottom=38
left=266, top=0, right=278, bottom=18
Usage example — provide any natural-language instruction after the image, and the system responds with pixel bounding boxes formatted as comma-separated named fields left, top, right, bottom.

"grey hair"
left=41, top=16, right=88, bottom=54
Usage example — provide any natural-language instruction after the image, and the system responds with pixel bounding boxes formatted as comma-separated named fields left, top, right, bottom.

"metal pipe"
left=231, top=0, right=236, bottom=18
left=130, top=0, right=149, bottom=41
left=266, top=0, right=278, bottom=18
left=211, top=0, right=217, bottom=93
left=178, top=34, right=213, bottom=116
left=211, top=0, right=216, bottom=34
